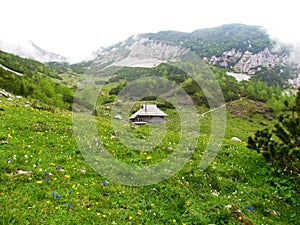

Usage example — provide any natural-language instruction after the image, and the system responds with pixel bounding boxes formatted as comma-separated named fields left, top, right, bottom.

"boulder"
left=114, top=114, right=123, bottom=120
left=231, top=137, right=242, bottom=142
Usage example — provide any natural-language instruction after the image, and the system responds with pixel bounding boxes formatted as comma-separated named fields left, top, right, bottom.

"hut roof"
left=129, top=104, right=167, bottom=120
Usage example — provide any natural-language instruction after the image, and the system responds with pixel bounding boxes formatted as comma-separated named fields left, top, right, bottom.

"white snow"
left=226, top=71, right=251, bottom=82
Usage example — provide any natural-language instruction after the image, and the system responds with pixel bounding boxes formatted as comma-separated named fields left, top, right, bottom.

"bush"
left=247, top=87, right=300, bottom=176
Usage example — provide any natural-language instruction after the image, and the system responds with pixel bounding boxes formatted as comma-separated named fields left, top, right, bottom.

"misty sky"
left=1, top=0, right=300, bottom=62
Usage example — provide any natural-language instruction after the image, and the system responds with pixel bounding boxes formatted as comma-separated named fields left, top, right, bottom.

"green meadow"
left=0, top=94, right=299, bottom=225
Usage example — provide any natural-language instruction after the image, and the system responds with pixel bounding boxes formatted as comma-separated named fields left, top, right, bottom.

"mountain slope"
left=89, top=24, right=296, bottom=79
left=0, top=50, right=73, bottom=109
left=0, top=39, right=69, bottom=63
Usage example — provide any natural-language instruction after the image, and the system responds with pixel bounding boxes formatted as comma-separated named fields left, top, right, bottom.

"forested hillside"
left=143, top=24, right=272, bottom=58
left=103, top=64, right=283, bottom=106
left=0, top=51, right=74, bottom=109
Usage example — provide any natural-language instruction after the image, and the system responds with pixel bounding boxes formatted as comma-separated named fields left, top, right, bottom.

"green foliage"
left=0, top=96, right=299, bottom=224
left=143, top=24, right=272, bottom=58
left=0, top=50, right=61, bottom=79
left=247, top=88, right=300, bottom=177
left=0, top=51, right=74, bottom=109
left=105, top=64, right=241, bottom=106
left=70, top=61, right=92, bottom=74
left=240, top=79, right=282, bottom=102
left=253, top=66, right=296, bottom=87
left=108, top=82, right=127, bottom=95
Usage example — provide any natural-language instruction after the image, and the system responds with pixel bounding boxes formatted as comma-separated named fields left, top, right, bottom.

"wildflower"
left=102, top=181, right=107, bottom=187
left=246, top=205, right=254, bottom=212
left=45, top=178, right=50, bottom=182
left=137, top=210, right=142, bottom=215
left=146, top=156, right=152, bottom=160
left=51, top=192, right=55, bottom=197
left=96, top=213, right=101, bottom=216
left=172, top=219, right=176, bottom=223
left=44, top=171, right=49, bottom=175
left=56, top=194, right=61, bottom=199
left=67, top=203, right=71, bottom=208
left=151, top=203, right=155, bottom=207
left=129, top=216, right=133, bottom=220
left=64, top=175, right=70, bottom=179
left=102, top=214, right=107, bottom=218
left=36, top=181, right=42, bottom=184
left=46, top=200, right=50, bottom=204
left=56, top=166, right=62, bottom=171
left=33, top=160, right=39, bottom=168
left=6, top=158, right=10, bottom=163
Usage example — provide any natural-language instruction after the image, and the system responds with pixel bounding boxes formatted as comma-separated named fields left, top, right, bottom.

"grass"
left=0, top=95, right=299, bottom=224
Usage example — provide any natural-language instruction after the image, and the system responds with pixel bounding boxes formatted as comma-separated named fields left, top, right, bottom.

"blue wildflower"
left=51, top=191, right=55, bottom=197
left=56, top=194, right=61, bottom=199
left=6, top=158, right=10, bottom=163
left=102, top=181, right=107, bottom=187
left=56, top=166, right=61, bottom=171
left=45, top=177, right=50, bottom=182
left=246, top=205, right=254, bottom=212
left=44, top=171, right=49, bottom=175
left=67, top=203, right=71, bottom=208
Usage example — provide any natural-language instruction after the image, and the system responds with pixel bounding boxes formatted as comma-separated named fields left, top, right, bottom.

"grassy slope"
left=0, top=96, right=299, bottom=225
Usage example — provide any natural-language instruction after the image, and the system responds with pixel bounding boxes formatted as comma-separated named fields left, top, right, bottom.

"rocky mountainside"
left=0, top=39, right=69, bottom=63
left=88, top=24, right=298, bottom=82
left=208, top=47, right=289, bottom=74
left=88, top=35, right=189, bottom=68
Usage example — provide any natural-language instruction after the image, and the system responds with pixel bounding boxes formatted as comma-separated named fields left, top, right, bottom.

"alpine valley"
left=0, top=24, right=299, bottom=224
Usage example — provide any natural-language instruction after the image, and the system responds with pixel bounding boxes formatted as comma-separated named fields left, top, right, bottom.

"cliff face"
left=206, top=47, right=289, bottom=74
left=90, top=35, right=188, bottom=68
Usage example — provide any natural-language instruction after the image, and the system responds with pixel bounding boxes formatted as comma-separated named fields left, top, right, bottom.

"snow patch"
left=226, top=71, right=251, bottom=82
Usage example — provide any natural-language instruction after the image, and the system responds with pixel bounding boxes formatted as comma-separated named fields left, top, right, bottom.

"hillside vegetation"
left=0, top=23, right=299, bottom=224
left=143, top=24, right=272, bottom=58
left=0, top=51, right=74, bottom=109
left=1, top=86, right=300, bottom=224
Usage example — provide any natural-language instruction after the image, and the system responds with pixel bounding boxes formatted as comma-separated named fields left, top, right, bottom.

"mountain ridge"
left=89, top=24, right=296, bottom=73
left=0, top=39, right=69, bottom=63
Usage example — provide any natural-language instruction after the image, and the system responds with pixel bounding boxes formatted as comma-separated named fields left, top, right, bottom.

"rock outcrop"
left=206, top=47, right=289, bottom=74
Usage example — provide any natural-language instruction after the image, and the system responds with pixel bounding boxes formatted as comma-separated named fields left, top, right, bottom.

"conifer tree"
left=247, top=87, right=300, bottom=175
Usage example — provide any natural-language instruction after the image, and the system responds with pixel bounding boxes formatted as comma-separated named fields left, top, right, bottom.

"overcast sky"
left=1, top=0, right=300, bottom=62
